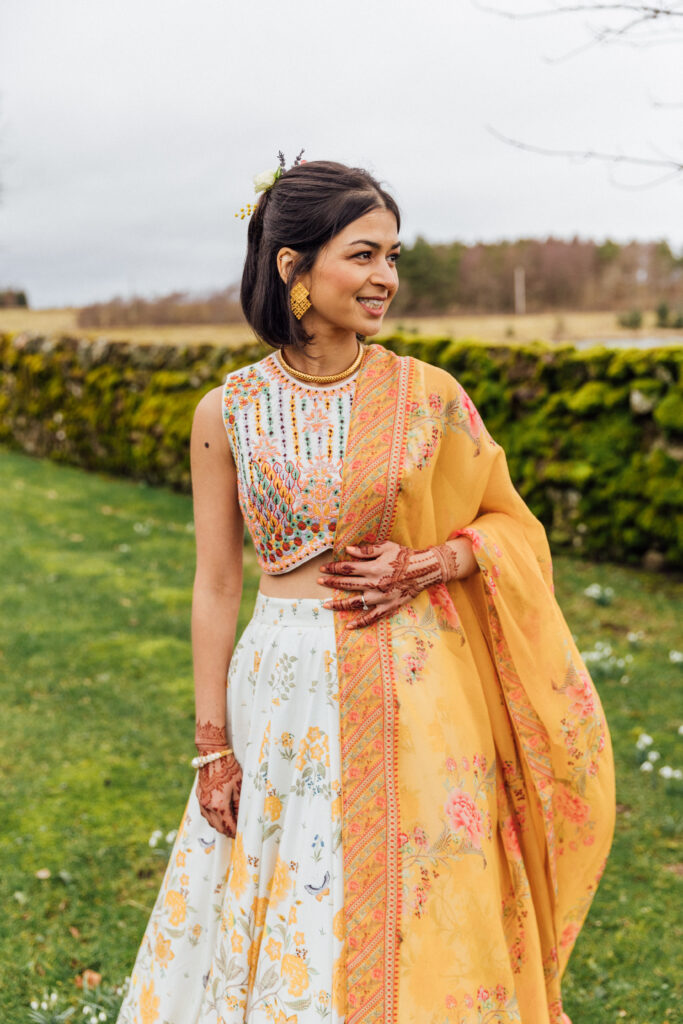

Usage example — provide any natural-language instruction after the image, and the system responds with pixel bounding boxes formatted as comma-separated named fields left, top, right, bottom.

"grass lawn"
left=0, top=448, right=681, bottom=1024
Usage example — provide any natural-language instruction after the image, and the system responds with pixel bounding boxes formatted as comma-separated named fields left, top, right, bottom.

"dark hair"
left=240, top=160, right=401, bottom=349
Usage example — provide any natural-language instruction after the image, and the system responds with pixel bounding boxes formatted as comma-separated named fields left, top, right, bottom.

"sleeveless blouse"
left=221, top=351, right=358, bottom=574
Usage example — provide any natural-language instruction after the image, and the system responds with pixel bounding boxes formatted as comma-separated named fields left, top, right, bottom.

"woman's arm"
left=189, top=385, right=244, bottom=834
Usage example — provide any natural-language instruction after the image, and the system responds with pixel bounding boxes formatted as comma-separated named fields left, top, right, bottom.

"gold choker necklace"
left=277, top=341, right=364, bottom=384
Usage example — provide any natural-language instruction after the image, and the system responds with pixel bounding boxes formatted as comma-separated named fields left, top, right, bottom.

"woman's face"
left=295, top=207, right=400, bottom=338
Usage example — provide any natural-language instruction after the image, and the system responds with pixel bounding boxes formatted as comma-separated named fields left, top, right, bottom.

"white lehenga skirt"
left=116, top=593, right=346, bottom=1024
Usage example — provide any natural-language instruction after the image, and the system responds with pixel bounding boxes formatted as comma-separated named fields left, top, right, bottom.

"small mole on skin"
left=204, top=442, right=210, bottom=448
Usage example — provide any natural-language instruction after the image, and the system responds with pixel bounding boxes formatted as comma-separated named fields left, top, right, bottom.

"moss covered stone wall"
left=1, top=332, right=681, bottom=569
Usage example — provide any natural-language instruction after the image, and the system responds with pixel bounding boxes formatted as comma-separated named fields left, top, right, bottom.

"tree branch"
left=473, top=0, right=683, bottom=57
left=486, top=124, right=683, bottom=186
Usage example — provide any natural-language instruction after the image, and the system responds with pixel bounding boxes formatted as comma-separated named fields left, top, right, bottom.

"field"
left=0, top=448, right=681, bottom=1024
left=1, top=305, right=680, bottom=347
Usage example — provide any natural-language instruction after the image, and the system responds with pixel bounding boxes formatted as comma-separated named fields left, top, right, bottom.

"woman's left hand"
left=317, top=539, right=458, bottom=628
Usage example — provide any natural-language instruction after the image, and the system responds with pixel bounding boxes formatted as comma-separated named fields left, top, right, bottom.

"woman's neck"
left=282, top=329, right=360, bottom=377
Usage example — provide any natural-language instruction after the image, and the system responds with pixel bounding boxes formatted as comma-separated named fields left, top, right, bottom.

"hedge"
left=1, top=332, right=681, bottom=569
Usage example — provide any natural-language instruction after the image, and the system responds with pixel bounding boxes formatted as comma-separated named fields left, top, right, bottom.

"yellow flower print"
left=288, top=903, right=298, bottom=925
left=228, top=832, right=249, bottom=898
left=282, top=952, right=310, bottom=996
left=163, top=890, right=186, bottom=926
left=265, top=936, right=282, bottom=961
left=332, top=951, right=347, bottom=1016
left=247, top=934, right=262, bottom=994
left=295, top=726, right=330, bottom=770
left=274, top=1012, right=297, bottom=1024
left=294, top=930, right=305, bottom=946
left=231, top=933, right=243, bottom=953
left=175, top=850, right=186, bottom=867
left=153, top=933, right=174, bottom=969
left=264, top=792, right=282, bottom=822
left=259, top=720, right=271, bottom=765
left=251, top=895, right=269, bottom=931
left=253, top=650, right=261, bottom=673
left=191, top=923, right=202, bottom=939
left=280, top=731, right=294, bottom=751
left=179, top=873, right=189, bottom=886
left=324, top=650, right=334, bottom=673
left=140, top=980, right=160, bottom=1024
left=269, top=855, right=291, bottom=905
left=333, top=908, right=345, bottom=941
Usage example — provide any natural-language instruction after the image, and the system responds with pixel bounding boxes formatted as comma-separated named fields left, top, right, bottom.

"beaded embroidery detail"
left=222, top=352, right=358, bottom=574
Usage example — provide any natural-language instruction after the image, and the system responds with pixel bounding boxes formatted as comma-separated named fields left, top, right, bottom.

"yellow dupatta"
left=331, top=343, right=616, bottom=1024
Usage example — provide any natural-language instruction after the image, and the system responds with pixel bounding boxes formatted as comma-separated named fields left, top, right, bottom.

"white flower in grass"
left=165, top=829, right=178, bottom=844
left=659, top=765, right=674, bottom=779
left=627, top=630, right=645, bottom=645
left=636, top=733, right=654, bottom=750
left=50, top=992, right=57, bottom=1003
left=678, top=724, right=683, bottom=736
left=640, top=761, right=654, bottom=772
left=30, top=1002, right=38, bottom=1010
left=672, top=769, right=683, bottom=780
left=669, top=650, right=683, bottom=664
left=647, top=750, right=661, bottom=762
left=98, top=1013, right=107, bottom=1022
left=148, top=829, right=163, bottom=848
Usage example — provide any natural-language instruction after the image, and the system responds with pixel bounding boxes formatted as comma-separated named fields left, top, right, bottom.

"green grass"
left=0, top=448, right=681, bottom=1024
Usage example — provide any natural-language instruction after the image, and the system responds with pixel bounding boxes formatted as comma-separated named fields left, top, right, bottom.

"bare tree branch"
left=472, top=3, right=683, bottom=22
left=473, top=1, right=683, bottom=59
left=486, top=125, right=683, bottom=187
left=476, top=2, right=683, bottom=180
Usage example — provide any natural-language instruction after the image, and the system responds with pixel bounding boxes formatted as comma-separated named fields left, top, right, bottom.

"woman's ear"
left=276, top=247, right=298, bottom=285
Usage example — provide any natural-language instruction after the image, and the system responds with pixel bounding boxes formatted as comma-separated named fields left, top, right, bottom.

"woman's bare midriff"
left=257, top=549, right=338, bottom=600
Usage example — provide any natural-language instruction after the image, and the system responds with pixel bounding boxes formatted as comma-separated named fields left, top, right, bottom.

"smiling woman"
left=115, top=159, right=615, bottom=1024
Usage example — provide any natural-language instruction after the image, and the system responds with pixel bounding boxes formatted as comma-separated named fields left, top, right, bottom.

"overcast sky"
left=0, top=0, right=680, bottom=308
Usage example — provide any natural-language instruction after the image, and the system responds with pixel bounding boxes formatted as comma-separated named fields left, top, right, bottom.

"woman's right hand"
left=196, top=753, right=243, bottom=837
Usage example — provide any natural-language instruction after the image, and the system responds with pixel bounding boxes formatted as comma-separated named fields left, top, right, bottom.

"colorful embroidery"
left=222, top=353, right=357, bottom=574
left=332, top=345, right=413, bottom=1024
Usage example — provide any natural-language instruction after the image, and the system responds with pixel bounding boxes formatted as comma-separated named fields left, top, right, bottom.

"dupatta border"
left=332, top=345, right=413, bottom=1024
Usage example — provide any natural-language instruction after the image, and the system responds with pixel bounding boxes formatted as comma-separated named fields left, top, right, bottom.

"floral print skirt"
left=116, top=592, right=346, bottom=1024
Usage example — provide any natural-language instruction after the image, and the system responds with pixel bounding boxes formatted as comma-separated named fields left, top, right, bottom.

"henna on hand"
left=320, top=540, right=464, bottom=626
left=374, top=543, right=459, bottom=599
left=195, top=717, right=229, bottom=754
left=196, top=751, right=242, bottom=836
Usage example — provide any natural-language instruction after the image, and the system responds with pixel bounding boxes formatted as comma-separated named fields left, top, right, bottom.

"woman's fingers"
left=319, top=558, right=363, bottom=576
left=323, top=594, right=366, bottom=611
left=319, top=574, right=368, bottom=591
left=345, top=543, right=383, bottom=559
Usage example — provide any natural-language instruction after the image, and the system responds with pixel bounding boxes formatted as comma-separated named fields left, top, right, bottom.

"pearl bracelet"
left=191, top=748, right=234, bottom=769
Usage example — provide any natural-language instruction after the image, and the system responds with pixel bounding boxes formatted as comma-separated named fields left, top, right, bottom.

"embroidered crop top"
left=221, top=351, right=358, bottom=574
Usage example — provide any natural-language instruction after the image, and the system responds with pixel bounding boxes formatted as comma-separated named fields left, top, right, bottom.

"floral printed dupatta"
left=330, top=344, right=616, bottom=1024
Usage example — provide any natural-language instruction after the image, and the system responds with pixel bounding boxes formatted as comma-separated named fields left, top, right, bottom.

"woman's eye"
left=389, top=253, right=401, bottom=264
left=353, top=251, right=372, bottom=260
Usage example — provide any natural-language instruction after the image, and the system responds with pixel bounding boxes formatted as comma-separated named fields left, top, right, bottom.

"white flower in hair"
left=253, top=167, right=282, bottom=194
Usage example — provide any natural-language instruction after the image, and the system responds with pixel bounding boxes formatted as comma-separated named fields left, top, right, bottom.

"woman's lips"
left=357, top=297, right=386, bottom=317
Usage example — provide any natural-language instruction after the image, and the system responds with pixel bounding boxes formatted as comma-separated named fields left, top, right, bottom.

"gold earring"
left=290, top=282, right=312, bottom=320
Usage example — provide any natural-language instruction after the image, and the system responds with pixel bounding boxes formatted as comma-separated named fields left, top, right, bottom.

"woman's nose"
left=370, top=262, right=398, bottom=291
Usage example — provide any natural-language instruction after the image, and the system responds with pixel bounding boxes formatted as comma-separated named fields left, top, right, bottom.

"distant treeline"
left=77, top=285, right=244, bottom=328
left=0, top=289, right=28, bottom=308
left=75, top=236, right=683, bottom=326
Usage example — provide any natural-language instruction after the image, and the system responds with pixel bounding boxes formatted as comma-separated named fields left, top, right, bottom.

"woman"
left=116, top=159, right=616, bottom=1024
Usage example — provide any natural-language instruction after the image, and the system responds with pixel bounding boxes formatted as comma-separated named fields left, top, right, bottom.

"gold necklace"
left=277, top=341, right=364, bottom=384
